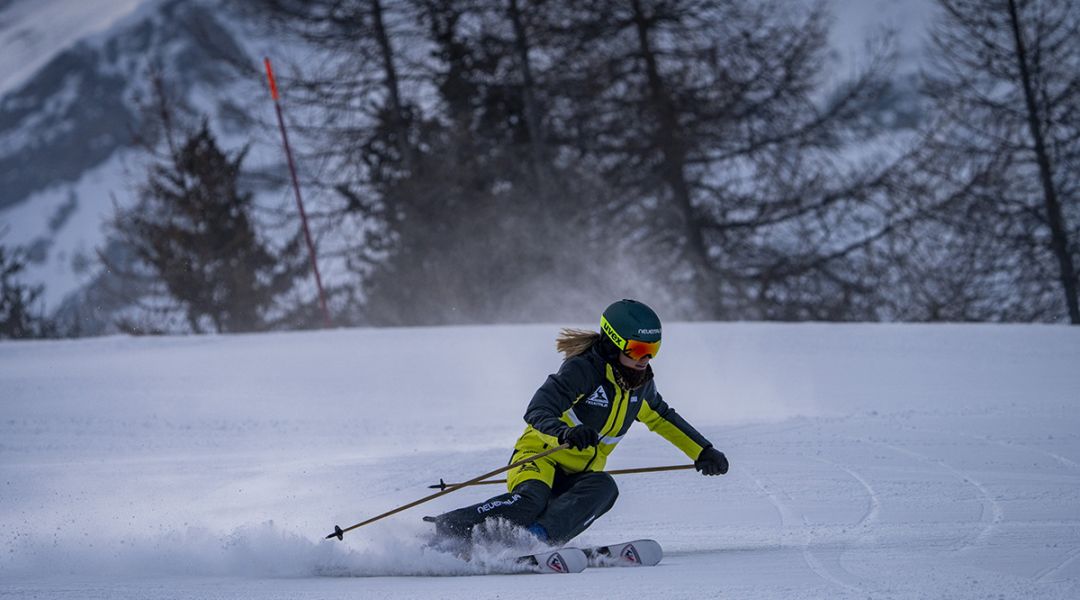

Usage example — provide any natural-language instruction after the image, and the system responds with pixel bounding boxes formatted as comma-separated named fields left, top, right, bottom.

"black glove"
left=695, top=447, right=729, bottom=476
left=559, top=425, right=600, bottom=450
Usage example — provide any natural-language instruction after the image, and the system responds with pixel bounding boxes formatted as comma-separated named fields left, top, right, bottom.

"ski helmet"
left=600, top=299, right=662, bottom=360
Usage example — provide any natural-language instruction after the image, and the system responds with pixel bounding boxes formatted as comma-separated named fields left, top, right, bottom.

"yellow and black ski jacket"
left=508, top=344, right=713, bottom=487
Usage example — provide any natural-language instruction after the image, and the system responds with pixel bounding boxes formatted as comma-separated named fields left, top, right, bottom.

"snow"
left=0, top=151, right=138, bottom=309
left=1, top=321, right=1078, bottom=598
left=0, top=0, right=145, bottom=96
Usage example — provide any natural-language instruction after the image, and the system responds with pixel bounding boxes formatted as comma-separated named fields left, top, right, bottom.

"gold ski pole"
left=325, top=443, right=571, bottom=541
left=427, top=463, right=696, bottom=490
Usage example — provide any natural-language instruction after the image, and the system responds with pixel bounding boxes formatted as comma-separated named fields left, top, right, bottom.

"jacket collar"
left=587, top=343, right=654, bottom=390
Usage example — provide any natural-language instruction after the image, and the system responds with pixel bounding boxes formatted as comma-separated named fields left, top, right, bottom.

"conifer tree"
left=115, top=121, right=307, bottom=333
left=0, top=244, right=52, bottom=339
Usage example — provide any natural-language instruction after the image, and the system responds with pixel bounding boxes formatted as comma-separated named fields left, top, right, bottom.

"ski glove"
left=559, top=425, right=600, bottom=450
left=695, top=447, right=729, bottom=476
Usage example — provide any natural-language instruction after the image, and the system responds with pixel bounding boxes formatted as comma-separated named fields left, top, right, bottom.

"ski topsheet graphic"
left=583, top=539, right=663, bottom=567
left=516, top=539, right=662, bottom=573
left=516, top=547, right=589, bottom=573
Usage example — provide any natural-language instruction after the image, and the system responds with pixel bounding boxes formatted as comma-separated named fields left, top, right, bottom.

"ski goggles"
left=621, top=338, right=661, bottom=360
left=601, top=315, right=661, bottom=360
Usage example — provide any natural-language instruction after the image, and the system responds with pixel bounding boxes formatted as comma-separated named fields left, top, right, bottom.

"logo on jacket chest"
left=585, top=386, right=610, bottom=408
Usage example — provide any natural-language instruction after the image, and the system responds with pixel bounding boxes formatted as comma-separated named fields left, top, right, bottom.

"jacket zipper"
left=583, top=382, right=628, bottom=472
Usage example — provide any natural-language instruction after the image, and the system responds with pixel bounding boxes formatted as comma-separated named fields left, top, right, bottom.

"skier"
left=426, top=299, right=728, bottom=548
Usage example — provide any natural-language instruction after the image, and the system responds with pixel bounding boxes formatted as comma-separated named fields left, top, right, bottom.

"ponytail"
left=555, top=328, right=601, bottom=359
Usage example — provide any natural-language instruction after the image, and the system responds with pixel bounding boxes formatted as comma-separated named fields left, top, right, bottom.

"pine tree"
left=0, top=244, right=51, bottom=339
left=114, top=121, right=307, bottom=333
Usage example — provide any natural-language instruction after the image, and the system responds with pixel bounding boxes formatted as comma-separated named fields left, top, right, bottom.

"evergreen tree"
left=0, top=244, right=52, bottom=339
left=114, top=121, right=307, bottom=333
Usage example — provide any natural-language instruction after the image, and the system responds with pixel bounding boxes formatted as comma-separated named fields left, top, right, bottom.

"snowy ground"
left=0, top=0, right=144, bottom=96
left=1, top=322, right=1078, bottom=599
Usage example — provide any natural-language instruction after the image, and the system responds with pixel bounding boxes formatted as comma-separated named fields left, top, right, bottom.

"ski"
left=516, top=547, right=589, bottom=574
left=583, top=539, right=663, bottom=567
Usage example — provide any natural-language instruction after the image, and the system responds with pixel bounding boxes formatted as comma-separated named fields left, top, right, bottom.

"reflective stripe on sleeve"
left=566, top=407, right=584, bottom=426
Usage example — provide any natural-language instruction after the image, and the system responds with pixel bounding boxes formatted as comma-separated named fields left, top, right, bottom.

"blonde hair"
left=555, top=328, right=602, bottom=359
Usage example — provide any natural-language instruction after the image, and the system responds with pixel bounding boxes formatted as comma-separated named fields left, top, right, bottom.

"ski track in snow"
left=811, top=455, right=882, bottom=589
left=1037, top=545, right=1080, bottom=583
left=923, top=424, right=1080, bottom=471
left=876, top=440, right=1006, bottom=553
left=1046, top=451, right=1080, bottom=470
left=744, top=464, right=868, bottom=595
left=817, top=457, right=883, bottom=531
left=742, top=451, right=884, bottom=596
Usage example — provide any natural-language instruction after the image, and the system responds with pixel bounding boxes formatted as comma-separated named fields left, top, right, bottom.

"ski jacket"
left=512, top=344, right=713, bottom=476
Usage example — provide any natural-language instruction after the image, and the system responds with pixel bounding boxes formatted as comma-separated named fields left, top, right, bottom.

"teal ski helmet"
left=600, top=299, right=662, bottom=359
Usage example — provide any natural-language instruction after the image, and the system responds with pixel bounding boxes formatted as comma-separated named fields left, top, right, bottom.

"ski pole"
left=427, top=463, right=696, bottom=490
left=325, top=443, right=571, bottom=541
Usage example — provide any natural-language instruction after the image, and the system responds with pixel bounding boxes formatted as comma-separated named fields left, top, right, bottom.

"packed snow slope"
left=1, top=322, right=1078, bottom=599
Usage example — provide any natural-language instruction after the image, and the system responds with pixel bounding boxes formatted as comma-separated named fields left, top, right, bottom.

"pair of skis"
left=518, top=539, right=662, bottom=574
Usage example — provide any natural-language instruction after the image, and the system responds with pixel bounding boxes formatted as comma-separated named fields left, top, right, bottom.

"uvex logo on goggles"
left=601, top=316, right=661, bottom=360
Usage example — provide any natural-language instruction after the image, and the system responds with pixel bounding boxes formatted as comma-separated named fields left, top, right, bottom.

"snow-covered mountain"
left=0, top=0, right=144, bottom=96
left=0, top=0, right=257, bottom=210
left=0, top=0, right=935, bottom=331
left=0, top=0, right=286, bottom=322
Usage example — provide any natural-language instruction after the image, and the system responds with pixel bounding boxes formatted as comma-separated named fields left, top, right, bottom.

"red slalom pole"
left=264, top=57, right=332, bottom=328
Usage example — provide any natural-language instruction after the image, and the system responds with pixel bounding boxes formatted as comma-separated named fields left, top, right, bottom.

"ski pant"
left=432, top=470, right=619, bottom=545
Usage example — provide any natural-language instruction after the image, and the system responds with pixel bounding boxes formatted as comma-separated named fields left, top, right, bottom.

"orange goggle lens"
left=622, top=339, right=660, bottom=360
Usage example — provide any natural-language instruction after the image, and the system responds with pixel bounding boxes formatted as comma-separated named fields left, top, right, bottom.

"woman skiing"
left=427, top=299, right=728, bottom=546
